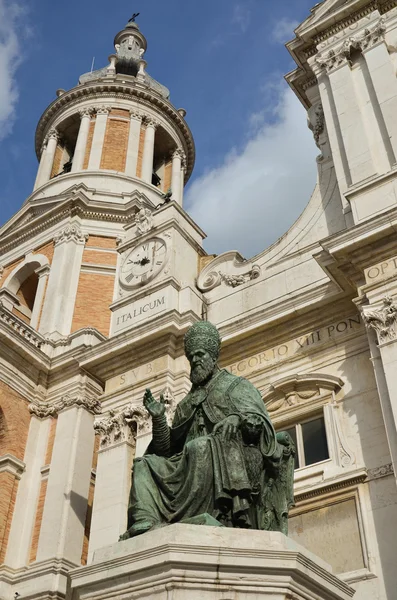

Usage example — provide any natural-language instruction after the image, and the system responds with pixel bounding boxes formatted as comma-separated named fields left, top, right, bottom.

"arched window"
left=2, top=254, right=49, bottom=329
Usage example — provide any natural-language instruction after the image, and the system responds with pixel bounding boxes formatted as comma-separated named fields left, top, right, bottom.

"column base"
left=69, top=524, right=355, bottom=600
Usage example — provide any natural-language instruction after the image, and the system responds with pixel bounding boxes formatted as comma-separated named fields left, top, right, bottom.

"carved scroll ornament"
left=197, top=251, right=261, bottom=292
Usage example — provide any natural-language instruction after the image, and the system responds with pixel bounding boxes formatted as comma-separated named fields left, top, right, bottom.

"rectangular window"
left=284, top=415, right=329, bottom=469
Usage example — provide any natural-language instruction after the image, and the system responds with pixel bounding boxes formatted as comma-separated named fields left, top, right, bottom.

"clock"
left=120, top=237, right=167, bottom=287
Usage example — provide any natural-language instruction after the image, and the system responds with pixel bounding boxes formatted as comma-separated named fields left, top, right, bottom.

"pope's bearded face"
left=189, top=349, right=216, bottom=385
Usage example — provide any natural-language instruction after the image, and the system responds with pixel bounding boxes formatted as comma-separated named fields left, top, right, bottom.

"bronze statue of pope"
left=121, top=321, right=295, bottom=539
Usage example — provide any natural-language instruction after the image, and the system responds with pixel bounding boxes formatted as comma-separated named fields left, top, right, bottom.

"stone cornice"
left=34, top=82, right=195, bottom=183
left=0, top=454, right=26, bottom=479
left=29, top=394, right=102, bottom=418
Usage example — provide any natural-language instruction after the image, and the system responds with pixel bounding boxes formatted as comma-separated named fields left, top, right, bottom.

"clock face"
left=120, top=238, right=167, bottom=287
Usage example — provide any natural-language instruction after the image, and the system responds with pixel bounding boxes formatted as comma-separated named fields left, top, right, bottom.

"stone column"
left=88, top=409, right=138, bottom=562
left=88, top=106, right=111, bottom=170
left=72, top=108, right=93, bottom=173
left=33, top=142, right=47, bottom=191
left=362, top=296, right=397, bottom=484
left=5, top=416, right=51, bottom=568
left=39, top=223, right=87, bottom=338
left=141, top=118, right=158, bottom=183
left=36, top=395, right=101, bottom=564
left=30, top=264, right=50, bottom=330
left=171, top=149, right=183, bottom=206
left=36, top=129, right=59, bottom=187
left=125, top=110, right=143, bottom=177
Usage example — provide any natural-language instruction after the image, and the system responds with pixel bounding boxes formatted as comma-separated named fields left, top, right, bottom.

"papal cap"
left=184, top=321, right=221, bottom=360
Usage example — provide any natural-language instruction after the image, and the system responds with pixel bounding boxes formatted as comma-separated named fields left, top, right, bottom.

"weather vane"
left=129, top=12, right=140, bottom=23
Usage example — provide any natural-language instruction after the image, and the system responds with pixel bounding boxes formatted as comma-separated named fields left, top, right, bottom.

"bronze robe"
left=126, top=369, right=293, bottom=535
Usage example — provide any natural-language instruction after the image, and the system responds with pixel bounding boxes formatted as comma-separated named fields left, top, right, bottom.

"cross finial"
left=129, top=12, right=140, bottom=23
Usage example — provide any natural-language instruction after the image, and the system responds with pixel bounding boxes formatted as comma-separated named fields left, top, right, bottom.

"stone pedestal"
left=68, top=525, right=354, bottom=600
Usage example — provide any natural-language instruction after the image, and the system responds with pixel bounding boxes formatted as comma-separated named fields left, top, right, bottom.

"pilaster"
left=35, top=394, right=101, bottom=565
left=88, top=106, right=111, bottom=170
left=36, top=129, right=59, bottom=188
left=39, top=223, right=88, bottom=337
left=72, top=108, right=94, bottom=173
left=5, top=416, right=51, bottom=568
left=141, top=118, right=158, bottom=183
left=171, top=148, right=184, bottom=206
left=88, top=408, right=137, bottom=562
left=125, top=111, right=142, bottom=177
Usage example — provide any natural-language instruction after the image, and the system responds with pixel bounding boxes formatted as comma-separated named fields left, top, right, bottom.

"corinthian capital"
left=54, top=224, right=88, bottom=246
left=79, top=107, right=94, bottom=119
left=363, top=296, right=397, bottom=342
left=129, top=109, right=143, bottom=121
left=96, top=105, right=112, bottom=115
left=145, top=117, right=159, bottom=129
left=30, top=394, right=102, bottom=419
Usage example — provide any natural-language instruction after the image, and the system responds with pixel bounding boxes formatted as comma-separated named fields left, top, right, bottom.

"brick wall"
left=136, top=125, right=146, bottom=178
left=0, top=381, right=31, bottom=563
left=29, top=417, right=57, bottom=563
left=51, top=145, right=64, bottom=179
left=0, top=472, right=18, bottom=562
left=100, top=117, right=129, bottom=172
left=72, top=273, right=115, bottom=336
left=83, top=120, right=96, bottom=170
left=163, top=160, right=172, bottom=192
left=86, top=236, right=117, bottom=250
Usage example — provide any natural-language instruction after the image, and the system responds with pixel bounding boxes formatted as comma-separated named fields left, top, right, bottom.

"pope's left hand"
left=213, top=415, right=240, bottom=441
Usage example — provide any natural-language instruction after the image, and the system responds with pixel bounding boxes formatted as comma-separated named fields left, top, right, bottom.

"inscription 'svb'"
left=227, top=315, right=362, bottom=377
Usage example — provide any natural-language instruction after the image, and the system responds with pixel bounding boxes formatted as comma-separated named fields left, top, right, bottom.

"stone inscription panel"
left=289, top=499, right=365, bottom=574
left=365, top=255, right=397, bottom=284
left=106, top=357, right=169, bottom=393
left=112, top=292, right=167, bottom=335
left=226, top=314, right=363, bottom=378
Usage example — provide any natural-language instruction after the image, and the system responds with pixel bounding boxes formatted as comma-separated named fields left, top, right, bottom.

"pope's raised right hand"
left=143, top=388, right=166, bottom=418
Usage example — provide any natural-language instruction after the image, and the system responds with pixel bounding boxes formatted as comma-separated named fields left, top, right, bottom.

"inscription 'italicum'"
left=116, top=297, right=165, bottom=326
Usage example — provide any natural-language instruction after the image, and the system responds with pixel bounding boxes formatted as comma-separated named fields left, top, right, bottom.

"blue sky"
left=0, top=0, right=319, bottom=257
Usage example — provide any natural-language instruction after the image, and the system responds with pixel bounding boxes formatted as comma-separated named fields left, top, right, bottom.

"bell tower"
left=0, top=17, right=206, bottom=600
left=32, top=17, right=193, bottom=206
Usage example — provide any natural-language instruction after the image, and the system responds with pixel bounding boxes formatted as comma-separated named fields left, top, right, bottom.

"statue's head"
left=184, top=321, right=221, bottom=386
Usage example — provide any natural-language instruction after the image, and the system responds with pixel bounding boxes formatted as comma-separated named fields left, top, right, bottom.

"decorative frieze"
left=316, top=18, right=386, bottom=73
left=363, top=296, right=397, bottom=342
left=367, top=462, right=394, bottom=481
left=54, top=224, right=88, bottom=246
left=30, top=394, right=102, bottom=418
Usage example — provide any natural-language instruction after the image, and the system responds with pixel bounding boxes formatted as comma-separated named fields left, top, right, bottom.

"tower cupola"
left=114, top=17, right=147, bottom=77
left=31, top=16, right=194, bottom=210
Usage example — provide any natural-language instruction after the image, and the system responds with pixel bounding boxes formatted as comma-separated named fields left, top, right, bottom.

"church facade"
left=1, top=1, right=397, bottom=598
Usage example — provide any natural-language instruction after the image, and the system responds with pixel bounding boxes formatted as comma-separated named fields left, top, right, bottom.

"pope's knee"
left=186, top=436, right=210, bottom=454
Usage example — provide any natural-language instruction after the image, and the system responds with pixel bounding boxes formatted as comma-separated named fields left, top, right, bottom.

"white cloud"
left=185, top=87, right=318, bottom=258
left=271, top=18, right=299, bottom=44
left=232, top=4, right=251, bottom=34
left=0, top=1, right=26, bottom=141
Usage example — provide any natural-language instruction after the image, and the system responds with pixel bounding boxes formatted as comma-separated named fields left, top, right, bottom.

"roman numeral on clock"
left=125, top=272, right=135, bottom=283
